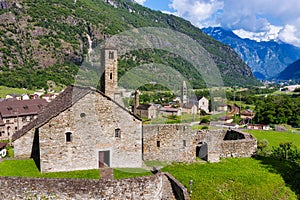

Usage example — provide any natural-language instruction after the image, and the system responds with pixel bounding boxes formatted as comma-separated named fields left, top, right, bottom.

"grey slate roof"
left=12, top=85, right=140, bottom=142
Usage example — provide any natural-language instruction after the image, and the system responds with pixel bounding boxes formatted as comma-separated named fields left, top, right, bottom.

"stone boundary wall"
left=0, top=175, right=164, bottom=199
left=163, top=172, right=190, bottom=200
left=220, top=130, right=257, bottom=158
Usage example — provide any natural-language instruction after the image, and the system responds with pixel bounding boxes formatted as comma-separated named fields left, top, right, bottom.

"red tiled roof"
left=0, top=99, right=48, bottom=118
left=136, top=104, right=152, bottom=110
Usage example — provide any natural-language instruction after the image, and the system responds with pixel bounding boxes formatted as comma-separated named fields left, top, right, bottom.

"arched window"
left=65, top=132, right=72, bottom=142
left=115, top=128, right=121, bottom=138
left=109, top=51, right=114, bottom=59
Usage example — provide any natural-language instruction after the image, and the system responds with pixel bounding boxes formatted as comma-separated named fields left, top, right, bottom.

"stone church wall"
left=143, top=124, right=196, bottom=163
left=38, top=92, right=142, bottom=172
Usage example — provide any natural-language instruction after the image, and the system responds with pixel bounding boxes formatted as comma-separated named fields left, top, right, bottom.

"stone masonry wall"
left=13, top=128, right=35, bottom=158
left=220, top=131, right=257, bottom=158
left=0, top=175, right=165, bottom=199
left=39, top=92, right=142, bottom=172
left=143, top=126, right=257, bottom=163
left=143, top=124, right=196, bottom=163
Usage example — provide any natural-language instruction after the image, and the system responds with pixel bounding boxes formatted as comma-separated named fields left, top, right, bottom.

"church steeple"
left=100, top=46, right=118, bottom=99
left=182, top=81, right=188, bottom=104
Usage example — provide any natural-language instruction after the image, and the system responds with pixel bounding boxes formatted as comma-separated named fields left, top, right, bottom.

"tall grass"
left=162, top=158, right=297, bottom=200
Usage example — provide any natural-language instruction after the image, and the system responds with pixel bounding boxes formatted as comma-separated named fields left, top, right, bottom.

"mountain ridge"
left=202, top=27, right=300, bottom=80
left=0, top=0, right=259, bottom=89
left=278, top=59, right=300, bottom=80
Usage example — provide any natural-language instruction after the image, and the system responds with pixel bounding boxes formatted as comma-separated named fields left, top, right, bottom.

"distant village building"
left=181, top=81, right=188, bottom=104
left=247, top=124, right=270, bottom=130
left=240, top=109, right=255, bottom=124
left=41, top=93, right=58, bottom=102
left=198, top=96, right=209, bottom=113
left=21, top=94, right=30, bottom=100
left=217, top=104, right=228, bottom=112
left=6, top=94, right=21, bottom=100
left=159, top=106, right=182, bottom=116
left=0, top=99, right=47, bottom=140
left=179, top=102, right=198, bottom=115
left=133, top=90, right=157, bottom=119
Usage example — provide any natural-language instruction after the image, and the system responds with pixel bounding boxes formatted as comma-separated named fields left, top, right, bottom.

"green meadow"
left=245, top=129, right=300, bottom=147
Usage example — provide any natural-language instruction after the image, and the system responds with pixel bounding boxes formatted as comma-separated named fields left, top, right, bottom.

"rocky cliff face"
left=202, top=27, right=300, bottom=80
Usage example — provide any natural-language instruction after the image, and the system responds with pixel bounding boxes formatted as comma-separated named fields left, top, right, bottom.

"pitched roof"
left=160, top=107, right=179, bottom=112
left=136, top=104, right=152, bottom=110
left=0, top=99, right=48, bottom=118
left=179, top=102, right=197, bottom=109
left=12, top=85, right=140, bottom=141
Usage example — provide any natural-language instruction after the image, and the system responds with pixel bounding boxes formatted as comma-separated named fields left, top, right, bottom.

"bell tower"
left=100, top=46, right=118, bottom=99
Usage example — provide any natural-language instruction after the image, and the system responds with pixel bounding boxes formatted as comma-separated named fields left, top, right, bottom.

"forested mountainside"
left=0, top=0, right=259, bottom=90
left=278, top=59, right=300, bottom=80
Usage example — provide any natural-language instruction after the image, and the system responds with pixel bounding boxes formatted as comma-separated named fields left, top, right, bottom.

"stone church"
left=12, top=47, right=257, bottom=173
left=13, top=47, right=143, bottom=173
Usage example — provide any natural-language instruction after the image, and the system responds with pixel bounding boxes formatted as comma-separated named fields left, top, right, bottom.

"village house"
left=240, top=109, right=255, bottom=124
left=159, top=106, right=182, bottom=116
left=0, top=99, right=48, bottom=141
left=133, top=90, right=158, bottom=119
left=198, top=96, right=209, bottom=113
left=6, top=94, right=21, bottom=100
left=179, top=102, right=198, bottom=115
left=41, top=93, right=58, bottom=102
left=247, top=124, right=270, bottom=130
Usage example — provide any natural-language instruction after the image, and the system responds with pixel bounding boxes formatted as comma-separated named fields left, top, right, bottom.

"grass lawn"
left=163, top=157, right=298, bottom=200
left=0, top=86, right=35, bottom=98
left=0, top=159, right=151, bottom=179
left=245, top=130, right=300, bottom=148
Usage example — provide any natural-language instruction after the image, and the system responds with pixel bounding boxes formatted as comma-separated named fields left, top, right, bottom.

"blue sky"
left=143, top=0, right=173, bottom=12
left=135, top=0, right=300, bottom=47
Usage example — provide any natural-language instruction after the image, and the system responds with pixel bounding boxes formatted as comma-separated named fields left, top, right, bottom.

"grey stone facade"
left=13, top=86, right=142, bottom=172
left=143, top=124, right=257, bottom=163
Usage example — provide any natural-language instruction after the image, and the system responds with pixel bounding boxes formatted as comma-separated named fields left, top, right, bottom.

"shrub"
left=271, top=142, right=300, bottom=161
left=257, top=139, right=271, bottom=156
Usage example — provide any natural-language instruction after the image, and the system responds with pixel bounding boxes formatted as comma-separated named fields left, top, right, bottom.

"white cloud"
left=233, top=25, right=282, bottom=42
left=169, top=0, right=224, bottom=27
left=278, top=25, right=300, bottom=47
left=135, top=0, right=147, bottom=5
left=167, top=0, right=300, bottom=46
